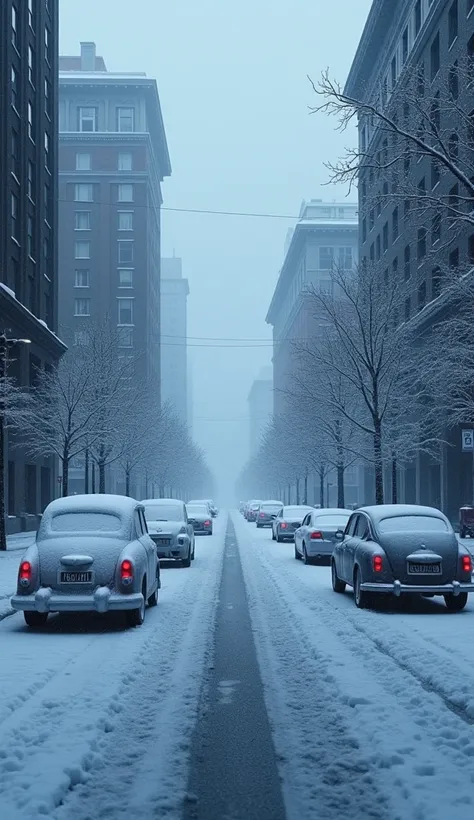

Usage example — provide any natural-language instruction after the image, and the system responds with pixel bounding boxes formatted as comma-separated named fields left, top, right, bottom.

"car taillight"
left=373, top=555, right=383, bottom=573
left=19, top=561, right=32, bottom=586
left=121, top=559, right=133, bottom=585
left=462, top=554, right=472, bottom=573
left=204, top=520, right=211, bottom=526
left=259, top=512, right=265, bottom=518
left=310, top=531, right=323, bottom=540
left=281, top=522, right=288, bottom=529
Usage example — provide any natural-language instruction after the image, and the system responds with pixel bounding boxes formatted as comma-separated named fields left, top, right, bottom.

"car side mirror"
left=335, top=530, right=344, bottom=541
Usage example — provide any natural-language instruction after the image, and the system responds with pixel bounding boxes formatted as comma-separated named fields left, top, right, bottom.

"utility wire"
left=58, top=196, right=302, bottom=220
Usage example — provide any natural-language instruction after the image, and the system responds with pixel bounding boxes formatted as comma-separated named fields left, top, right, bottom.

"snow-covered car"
left=272, top=505, right=314, bottom=542
left=256, top=500, right=283, bottom=528
left=186, top=504, right=213, bottom=535
left=295, top=508, right=352, bottom=564
left=188, top=499, right=218, bottom=517
left=331, top=504, right=474, bottom=610
left=142, top=498, right=195, bottom=567
left=246, top=501, right=262, bottom=522
left=11, top=494, right=160, bottom=628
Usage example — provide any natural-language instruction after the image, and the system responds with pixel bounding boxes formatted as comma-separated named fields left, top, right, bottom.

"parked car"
left=11, top=494, right=160, bottom=628
left=141, top=498, right=195, bottom=567
left=256, top=500, right=283, bottom=528
left=331, top=504, right=474, bottom=610
left=186, top=503, right=213, bottom=535
left=188, top=499, right=218, bottom=517
left=459, top=505, right=474, bottom=538
left=295, top=508, right=352, bottom=564
left=246, top=501, right=262, bottom=522
left=272, top=505, right=314, bottom=542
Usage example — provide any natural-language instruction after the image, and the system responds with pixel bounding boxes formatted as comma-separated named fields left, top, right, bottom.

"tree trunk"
left=0, top=414, right=6, bottom=551
left=91, top=460, right=96, bottom=493
left=295, top=478, right=300, bottom=504
left=304, top=474, right=308, bottom=505
left=125, top=466, right=131, bottom=496
left=159, top=484, right=164, bottom=498
left=319, top=468, right=325, bottom=508
left=99, top=461, right=106, bottom=493
left=84, top=447, right=89, bottom=493
left=391, top=456, right=398, bottom=504
left=337, top=463, right=345, bottom=508
left=373, top=419, right=384, bottom=504
left=62, top=443, right=69, bottom=497
left=287, top=483, right=291, bottom=504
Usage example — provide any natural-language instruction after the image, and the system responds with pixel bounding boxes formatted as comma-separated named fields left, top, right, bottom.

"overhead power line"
left=57, top=196, right=301, bottom=220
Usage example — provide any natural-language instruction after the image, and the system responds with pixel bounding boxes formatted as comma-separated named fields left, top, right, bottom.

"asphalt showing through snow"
left=182, top=519, right=287, bottom=820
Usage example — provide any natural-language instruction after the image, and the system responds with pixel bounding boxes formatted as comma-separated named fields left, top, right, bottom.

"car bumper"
left=307, top=544, right=333, bottom=557
left=360, top=580, right=474, bottom=597
left=193, top=527, right=212, bottom=534
left=277, top=530, right=295, bottom=540
left=151, top=537, right=189, bottom=560
left=11, top=587, right=144, bottom=614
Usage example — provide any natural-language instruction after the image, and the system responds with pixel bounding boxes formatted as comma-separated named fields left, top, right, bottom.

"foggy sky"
left=59, top=0, right=372, bottom=501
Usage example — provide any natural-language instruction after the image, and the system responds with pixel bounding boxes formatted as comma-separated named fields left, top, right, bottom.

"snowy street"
left=3, top=513, right=474, bottom=819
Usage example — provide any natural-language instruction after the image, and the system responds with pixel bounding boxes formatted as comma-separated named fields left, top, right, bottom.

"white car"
left=142, top=498, right=195, bottom=566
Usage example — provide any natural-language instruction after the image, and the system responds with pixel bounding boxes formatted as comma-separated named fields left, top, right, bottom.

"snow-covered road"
left=233, top=511, right=474, bottom=820
left=0, top=516, right=226, bottom=820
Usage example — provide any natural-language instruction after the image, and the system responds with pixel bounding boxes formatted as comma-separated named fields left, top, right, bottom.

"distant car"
left=186, top=504, right=213, bottom=535
left=331, top=504, right=474, bottom=610
left=11, top=494, right=160, bottom=628
left=141, top=498, right=195, bottom=567
left=256, top=500, right=283, bottom=528
left=272, top=505, right=314, bottom=542
left=295, top=508, right=352, bottom=564
left=246, top=501, right=262, bottom=522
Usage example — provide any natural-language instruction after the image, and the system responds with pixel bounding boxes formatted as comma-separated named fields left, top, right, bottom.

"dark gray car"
left=142, top=498, right=195, bottom=567
left=256, top=500, right=283, bottom=528
left=272, top=505, right=314, bottom=542
left=186, top=504, right=213, bottom=535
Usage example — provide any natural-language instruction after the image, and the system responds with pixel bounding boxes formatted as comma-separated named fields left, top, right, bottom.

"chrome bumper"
left=360, top=580, right=474, bottom=597
left=11, top=587, right=144, bottom=613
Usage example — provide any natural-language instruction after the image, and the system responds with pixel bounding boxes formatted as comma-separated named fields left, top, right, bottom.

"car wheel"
left=354, top=567, right=372, bottom=609
left=256, top=523, right=262, bottom=528
left=24, top=611, right=48, bottom=628
left=331, top=559, right=346, bottom=593
left=303, top=544, right=312, bottom=565
left=444, top=592, right=468, bottom=611
left=191, top=545, right=195, bottom=560
left=272, top=529, right=276, bottom=540
left=127, top=585, right=146, bottom=626
left=294, top=543, right=300, bottom=560
left=277, top=533, right=283, bottom=542
left=148, top=582, right=158, bottom=607
left=182, top=549, right=192, bottom=568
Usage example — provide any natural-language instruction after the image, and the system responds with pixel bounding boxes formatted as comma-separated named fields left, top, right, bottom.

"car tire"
left=294, top=543, right=301, bottom=560
left=191, top=545, right=195, bottom=560
left=272, top=529, right=276, bottom=540
left=444, top=592, right=468, bottom=611
left=182, top=549, right=192, bottom=568
left=331, top=559, right=346, bottom=593
left=303, top=544, right=313, bottom=565
left=256, top=524, right=262, bottom=529
left=148, top=584, right=158, bottom=607
left=24, top=611, right=48, bottom=628
left=277, top=533, right=283, bottom=543
left=354, top=567, right=372, bottom=609
left=127, top=584, right=146, bottom=626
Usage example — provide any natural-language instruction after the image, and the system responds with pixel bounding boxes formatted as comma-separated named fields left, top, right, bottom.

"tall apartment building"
left=58, top=42, right=171, bottom=393
left=248, top=366, right=273, bottom=456
left=345, top=0, right=474, bottom=515
left=0, top=0, right=66, bottom=529
left=160, top=256, right=189, bottom=424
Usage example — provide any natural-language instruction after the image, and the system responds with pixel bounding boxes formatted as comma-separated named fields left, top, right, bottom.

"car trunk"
left=38, top=536, right=125, bottom=592
left=380, top=532, right=458, bottom=584
left=285, top=517, right=304, bottom=531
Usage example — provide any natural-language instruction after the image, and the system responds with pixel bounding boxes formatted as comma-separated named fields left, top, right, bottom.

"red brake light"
left=19, top=561, right=32, bottom=582
left=310, top=531, right=323, bottom=540
left=204, top=520, right=211, bottom=526
left=121, top=559, right=133, bottom=580
left=373, top=555, right=383, bottom=573
left=259, top=512, right=265, bottom=518
left=281, top=522, right=288, bottom=529
left=462, top=554, right=472, bottom=573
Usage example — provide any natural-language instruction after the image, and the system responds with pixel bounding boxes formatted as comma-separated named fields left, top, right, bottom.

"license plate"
left=407, top=562, right=441, bottom=575
left=156, top=538, right=171, bottom=545
left=59, top=571, right=93, bottom=584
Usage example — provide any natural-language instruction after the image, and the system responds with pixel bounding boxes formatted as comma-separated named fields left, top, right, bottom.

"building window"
left=44, top=132, right=50, bottom=170
left=11, top=194, right=18, bottom=240
left=449, top=247, right=459, bottom=269
left=28, top=46, right=34, bottom=85
left=12, top=5, right=18, bottom=49
left=74, top=330, right=89, bottom=346
left=118, top=211, right=134, bottom=231
left=27, top=160, right=34, bottom=200
left=78, top=107, right=98, bottom=132
left=118, top=298, right=133, bottom=324
left=404, top=298, right=411, bottom=322
left=369, top=243, right=375, bottom=262
left=404, top=244, right=411, bottom=280
left=469, top=0, right=474, bottom=17
left=76, top=152, right=91, bottom=171
left=414, top=0, right=422, bottom=36
left=74, top=269, right=90, bottom=288
left=449, top=1, right=458, bottom=46
left=417, top=176, right=426, bottom=203
left=27, top=216, right=34, bottom=258
left=432, top=213, right=441, bottom=244
left=417, top=228, right=427, bottom=260
left=369, top=208, right=375, bottom=230
left=448, top=132, right=459, bottom=158
left=118, top=184, right=134, bottom=202
left=392, top=207, right=399, bottom=240
left=376, top=234, right=381, bottom=260
left=74, top=211, right=91, bottom=230
left=44, top=184, right=50, bottom=224
left=11, top=66, right=18, bottom=110
left=432, top=266, right=442, bottom=298
left=28, top=102, right=34, bottom=141
left=319, top=247, right=334, bottom=269
left=118, top=269, right=133, bottom=288
left=74, top=298, right=90, bottom=316
left=402, top=26, right=409, bottom=63
left=28, top=0, right=34, bottom=29
left=430, top=33, right=440, bottom=81
left=404, top=198, right=411, bottom=221
left=44, top=26, right=50, bottom=63
left=118, top=327, right=133, bottom=347
left=75, top=241, right=90, bottom=259
left=449, top=62, right=459, bottom=99
left=391, top=55, right=397, bottom=89
left=362, top=218, right=367, bottom=242
left=392, top=256, right=398, bottom=277
left=469, top=233, right=474, bottom=263
left=45, top=78, right=51, bottom=118
left=338, top=247, right=353, bottom=269
left=11, top=130, right=19, bottom=179
left=75, top=184, right=93, bottom=202
left=431, top=160, right=440, bottom=189
left=418, top=281, right=427, bottom=310
left=382, top=222, right=388, bottom=253
left=118, top=152, right=133, bottom=171
left=117, top=108, right=135, bottom=132
left=118, top=241, right=133, bottom=263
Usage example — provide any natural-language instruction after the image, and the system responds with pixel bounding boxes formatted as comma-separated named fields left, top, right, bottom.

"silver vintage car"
left=142, top=498, right=195, bottom=566
left=11, top=494, right=160, bottom=628
left=295, top=508, right=352, bottom=564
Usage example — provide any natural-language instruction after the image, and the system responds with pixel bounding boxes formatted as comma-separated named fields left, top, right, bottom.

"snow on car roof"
left=45, top=494, right=141, bottom=518
left=359, top=504, right=448, bottom=521
left=141, top=498, right=182, bottom=505
left=313, top=508, right=352, bottom=515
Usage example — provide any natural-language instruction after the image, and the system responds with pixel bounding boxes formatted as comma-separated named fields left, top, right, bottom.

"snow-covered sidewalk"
left=0, top=516, right=226, bottom=820
left=233, top=511, right=474, bottom=820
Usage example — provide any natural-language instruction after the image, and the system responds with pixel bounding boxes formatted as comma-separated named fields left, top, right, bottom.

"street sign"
left=462, top=430, right=474, bottom=452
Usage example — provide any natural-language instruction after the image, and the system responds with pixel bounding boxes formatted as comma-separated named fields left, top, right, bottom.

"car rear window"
left=285, top=507, right=311, bottom=515
left=378, top=516, right=449, bottom=533
left=314, top=515, right=350, bottom=528
left=261, top=505, right=282, bottom=512
left=187, top=506, right=208, bottom=516
left=50, top=512, right=122, bottom=532
left=144, top=505, right=182, bottom=521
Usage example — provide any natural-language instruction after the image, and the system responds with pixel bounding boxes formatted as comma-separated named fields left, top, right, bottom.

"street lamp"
left=0, top=334, right=32, bottom=551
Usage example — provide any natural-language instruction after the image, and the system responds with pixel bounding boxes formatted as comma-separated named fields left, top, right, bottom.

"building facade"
left=345, top=0, right=474, bottom=517
left=0, top=0, right=66, bottom=530
left=248, top=366, right=273, bottom=456
left=58, top=43, right=171, bottom=395
left=160, top=256, right=189, bottom=425
left=266, top=200, right=362, bottom=506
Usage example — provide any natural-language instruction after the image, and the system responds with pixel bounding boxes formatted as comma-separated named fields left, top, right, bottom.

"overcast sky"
left=59, top=0, right=373, bottom=501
